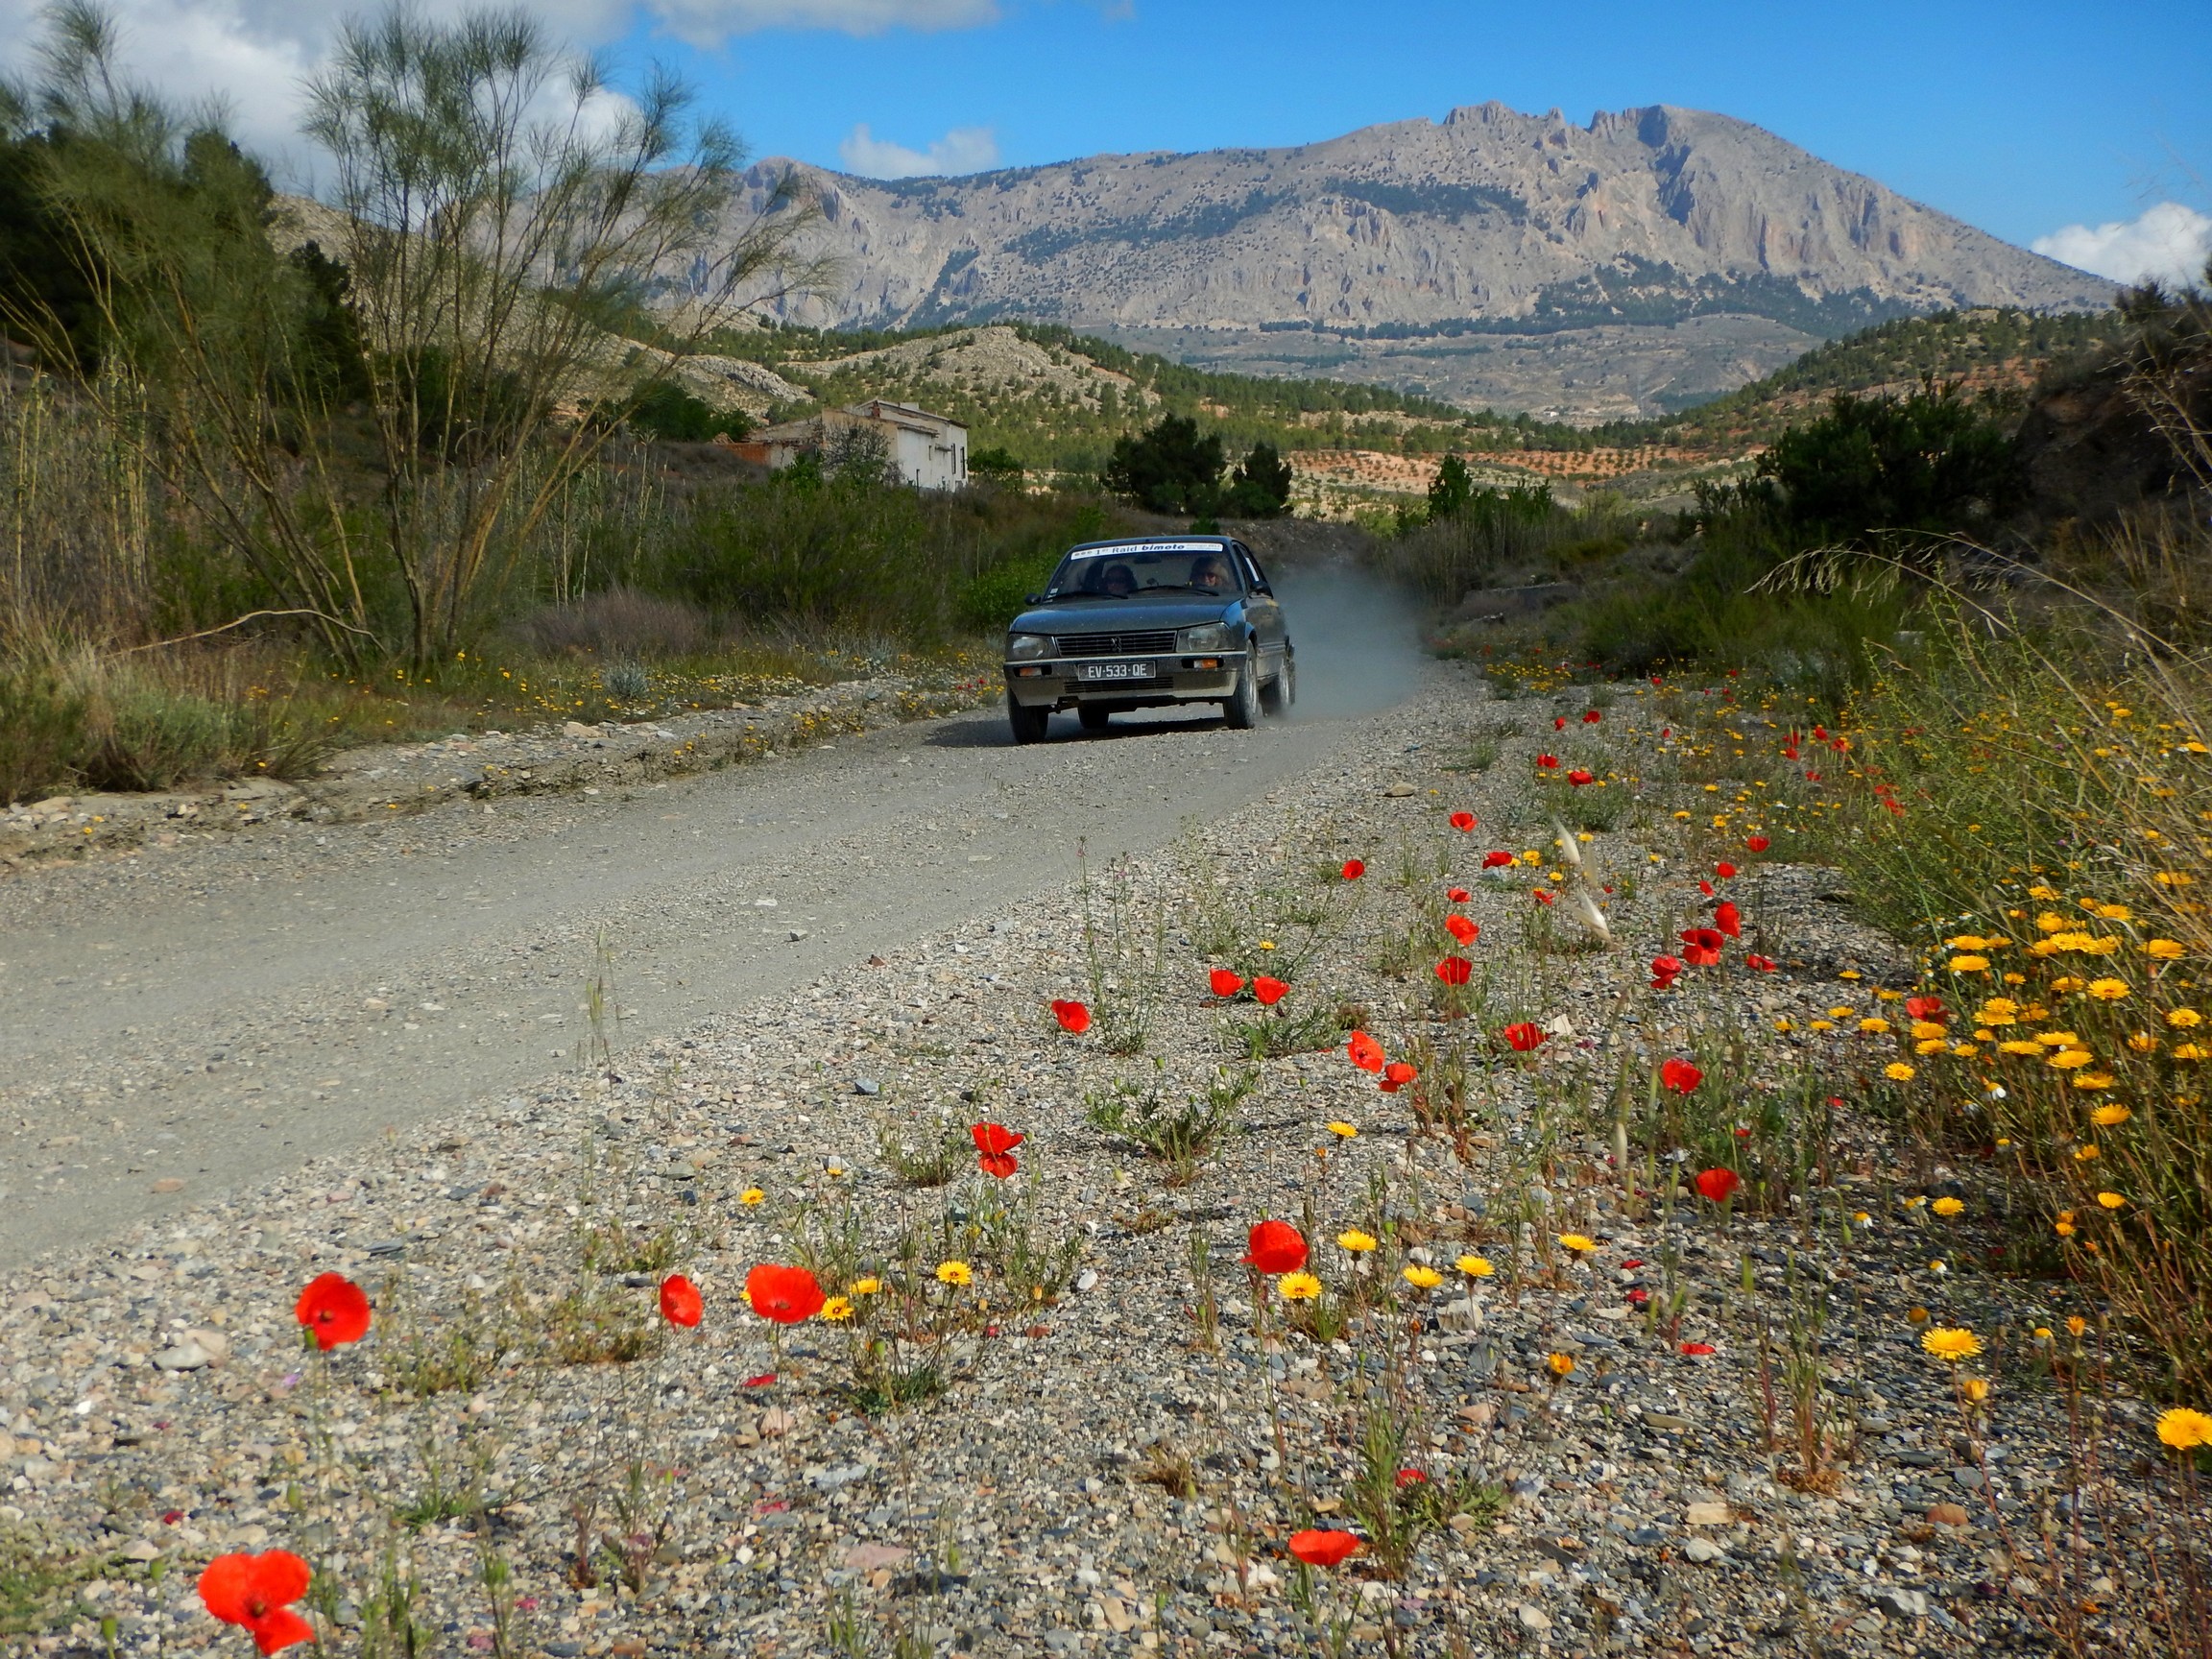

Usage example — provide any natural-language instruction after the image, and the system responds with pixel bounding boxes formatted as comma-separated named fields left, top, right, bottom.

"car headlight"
left=1177, top=622, right=1237, bottom=652
left=1005, top=632, right=1052, bottom=661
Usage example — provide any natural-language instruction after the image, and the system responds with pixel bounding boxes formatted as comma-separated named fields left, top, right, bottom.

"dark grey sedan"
left=1002, top=536, right=1293, bottom=743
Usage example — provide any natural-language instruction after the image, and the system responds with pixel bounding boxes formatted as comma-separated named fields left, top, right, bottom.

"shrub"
left=0, top=668, right=86, bottom=805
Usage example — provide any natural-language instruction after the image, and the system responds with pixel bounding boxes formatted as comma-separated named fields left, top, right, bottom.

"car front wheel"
left=1223, top=661, right=1261, bottom=730
left=1261, top=652, right=1294, bottom=713
left=1008, top=695, right=1050, bottom=745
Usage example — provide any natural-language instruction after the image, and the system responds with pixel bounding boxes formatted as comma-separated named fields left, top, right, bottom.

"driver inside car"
left=1189, top=554, right=1230, bottom=591
left=1094, top=563, right=1137, bottom=597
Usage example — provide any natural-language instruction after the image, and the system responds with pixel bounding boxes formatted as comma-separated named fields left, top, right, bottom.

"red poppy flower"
left=1625, top=1286, right=1649, bottom=1306
left=1447, top=886, right=1472, bottom=902
left=1904, top=996, right=1944, bottom=1022
left=1449, top=810, right=1477, bottom=832
left=1554, top=715, right=1569, bottom=730
left=1503, top=1022, right=1546, bottom=1052
left=199, top=1551, right=314, bottom=1655
left=1252, top=976, right=1288, bottom=1006
left=1242, top=1219, right=1309, bottom=1275
left=1713, top=901, right=1742, bottom=939
left=1745, top=953, right=1777, bottom=972
left=1567, top=769, right=1595, bottom=786
left=1813, top=725, right=1828, bottom=740
left=1621, top=1259, right=1645, bottom=1270
left=1346, top=1031, right=1384, bottom=1072
left=659, top=1274, right=704, bottom=1329
left=1694, top=1167, right=1741, bottom=1203
left=1050, top=999, right=1091, bottom=1034
left=1435, top=955, right=1474, bottom=986
left=1697, top=879, right=1715, bottom=898
left=978, top=1151, right=1020, bottom=1179
left=743, top=1372, right=777, bottom=1388
left=1582, top=709, right=1601, bottom=724
left=1680, top=927, right=1723, bottom=968
left=294, top=1273, right=372, bottom=1351
left=1286, top=1529, right=1361, bottom=1568
left=1380, top=1061, right=1418, bottom=1094
left=1659, top=1057, right=1702, bottom=1094
left=1532, top=888, right=1555, bottom=906
left=1745, top=835, right=1770, bottom=853
left=744, top=1263, right=826, bottom=1324
left=1536, top=754, right=1559, bottom=770
left=1481, top=850, right=1516, bottom=869
left=1715, top=861, right=1737, bottom=879
left=1444, top=914, right=1479, bottom=946
left=1649, top=954, right=1684, bottom=990
left=1341, top=858, right=1365, bottom=880
left=972, top=1123, right=1023, bottom=1158
left=1394, top=1467, right=1429, bottom=1487
left=1209, top=968, right=1245, bottom=998
left=1680, top=1341, right=1716, bottom=1356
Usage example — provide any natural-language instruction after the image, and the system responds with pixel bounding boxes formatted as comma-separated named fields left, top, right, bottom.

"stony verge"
left=0, top=675, right=2184, bottom=1659
left=0, top=674, right=994, bottom=871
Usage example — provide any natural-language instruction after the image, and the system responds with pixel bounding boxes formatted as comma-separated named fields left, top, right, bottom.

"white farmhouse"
left=734, top=399, right=968, bottom=491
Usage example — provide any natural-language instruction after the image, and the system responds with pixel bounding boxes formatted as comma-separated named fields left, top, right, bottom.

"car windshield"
left=1044, top=543, right=1243, bottom=600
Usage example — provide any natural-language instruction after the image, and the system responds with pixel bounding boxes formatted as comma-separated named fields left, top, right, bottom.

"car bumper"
left=1004, top=651, right=1248, bottom=709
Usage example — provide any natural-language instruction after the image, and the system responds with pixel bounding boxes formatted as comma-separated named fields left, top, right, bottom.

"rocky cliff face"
left=711, top=104, right=2111, bottom=420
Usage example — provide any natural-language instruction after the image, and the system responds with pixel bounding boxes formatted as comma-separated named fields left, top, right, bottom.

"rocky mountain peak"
left=709, top=103, right=2109, bottom=421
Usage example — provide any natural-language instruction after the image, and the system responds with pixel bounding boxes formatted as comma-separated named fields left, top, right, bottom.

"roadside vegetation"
left=1393, top=264, right=2212, bottom=1470
left=0, top=3, right=1145, bottom=805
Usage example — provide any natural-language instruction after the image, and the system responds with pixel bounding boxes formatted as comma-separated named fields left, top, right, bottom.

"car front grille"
left=1055, top=630, right=1177, bottom=658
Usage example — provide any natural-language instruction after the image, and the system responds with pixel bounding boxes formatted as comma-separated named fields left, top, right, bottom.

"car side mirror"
left=1025, top=593, right=1044, bottom=604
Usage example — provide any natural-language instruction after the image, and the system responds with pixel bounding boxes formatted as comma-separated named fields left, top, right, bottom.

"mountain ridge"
left=712, top=103, right=2112, bottom=419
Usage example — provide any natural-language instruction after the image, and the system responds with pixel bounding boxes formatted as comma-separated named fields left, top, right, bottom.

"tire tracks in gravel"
left=0, top=684, right=1433, bottom=1271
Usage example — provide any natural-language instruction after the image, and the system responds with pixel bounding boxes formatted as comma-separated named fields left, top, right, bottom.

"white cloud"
left=0, top=0, right=998, bottom=171
left=2033, top=202, right=2212, bottom=289
left=838, top=121, right=999, bottom=178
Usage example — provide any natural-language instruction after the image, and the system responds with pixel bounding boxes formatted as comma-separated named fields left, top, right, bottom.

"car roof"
left=1063, top=536, right=1237, bottom=556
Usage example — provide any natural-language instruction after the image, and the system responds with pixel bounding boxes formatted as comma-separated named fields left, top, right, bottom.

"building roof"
left=748, top=400, right=966, bottom=447
left=848, top=399, right=966, bottom=437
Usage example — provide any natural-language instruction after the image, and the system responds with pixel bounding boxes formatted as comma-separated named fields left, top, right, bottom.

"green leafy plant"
left=1085, top=1066, right=1253, bottom=1186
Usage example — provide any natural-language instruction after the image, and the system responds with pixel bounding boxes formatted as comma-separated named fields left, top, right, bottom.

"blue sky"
left=6, top=0, right=2205, bottom=279
left=606, top=0, right=2210, bottom=276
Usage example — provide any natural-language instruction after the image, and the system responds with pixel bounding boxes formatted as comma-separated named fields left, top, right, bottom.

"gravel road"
left=0, top=598, right=1419, bottom=1272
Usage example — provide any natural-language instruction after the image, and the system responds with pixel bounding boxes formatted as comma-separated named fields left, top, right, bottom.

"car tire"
left=1223, top=661, right=1261, bottom=730
left=1008, top=695, right=1050, bottom=745
left=1078, top=705, right=1111, bottom=732
left=1261, top=652, right=1294, bottom=713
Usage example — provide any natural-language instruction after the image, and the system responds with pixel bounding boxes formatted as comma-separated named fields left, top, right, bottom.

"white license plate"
left=1076, top=661, right=1155, bottom=681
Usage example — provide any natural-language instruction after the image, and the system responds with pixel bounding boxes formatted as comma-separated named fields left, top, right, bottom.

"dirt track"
left=0, top=569, right=1426, bottom=1270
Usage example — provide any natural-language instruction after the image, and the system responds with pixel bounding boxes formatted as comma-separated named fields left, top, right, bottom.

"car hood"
left=1011, top=595, right=1240, bottom=636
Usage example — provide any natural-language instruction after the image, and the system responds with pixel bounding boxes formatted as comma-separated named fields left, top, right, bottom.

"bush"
left=0, top=669, right=87, bottom=805
left=623, top=383, right=745, bottom=444
left=1224, top=442, right=1293, bottom=517
left=1688, top=382, right=2024, bottom=557
left=1101, top=415, right=1224, bottom=516
left=646, top=475, right=1124, bottom=643
left=1573, top=537, right=1907, bottom=702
